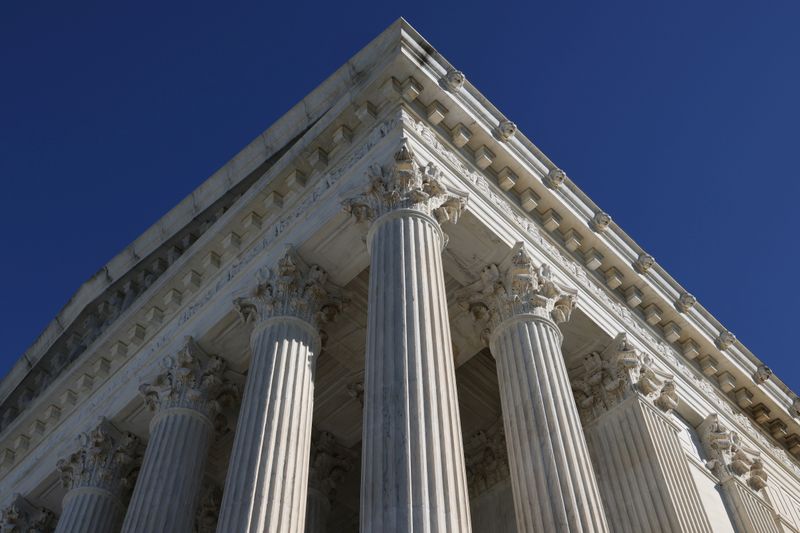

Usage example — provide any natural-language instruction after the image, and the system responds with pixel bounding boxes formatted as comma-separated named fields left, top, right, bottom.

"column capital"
left=0, top=494, right=55, bottom=532
left=342, top=143, right=468, bottom=228
left=56, top=418, right=143, bottom=501
left=139, top=337, right=239, bottom=428
left=571, top=333, right=678, bottom=424
left=308, top=430, right=356, bottom=505
left=460, top=242, right=577, bottom=342
left=234, top=248, right=341, bottom=331
left=699, top=413, right=768, bottom=491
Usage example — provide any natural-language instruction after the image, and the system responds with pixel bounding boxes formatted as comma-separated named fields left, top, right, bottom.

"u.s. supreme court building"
left=2, top=18, right=799, bottom=533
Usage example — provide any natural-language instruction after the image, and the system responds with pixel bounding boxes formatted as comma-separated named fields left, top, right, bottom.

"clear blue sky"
left=1, top=2, right=798, bottom=391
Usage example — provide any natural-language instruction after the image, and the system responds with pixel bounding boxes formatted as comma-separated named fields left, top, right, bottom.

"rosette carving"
left=234, top=249, right=341, bottom=328
left=342, top=144, right=468, bottom=226
left=56, top=418, right=142, bottom=499
left=459, top=242, right=577, bottom=340
left=139, top=337, right=239, bottom=426
left=700, top=413, right=768, bottom=491
left=571, top=333, right=678, bottom=423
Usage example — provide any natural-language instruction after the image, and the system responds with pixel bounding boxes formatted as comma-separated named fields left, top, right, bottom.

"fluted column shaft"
left=55, top=488, right=123, bottom=533
left=585, top=397, right=712, bottom=532
left=491, top=315, right=609, bottom=532
left=216, top=317, right=319, bottom=532
left=360, top=209, right=472, bottom=532
left=121, top=410, right=213, bottom=533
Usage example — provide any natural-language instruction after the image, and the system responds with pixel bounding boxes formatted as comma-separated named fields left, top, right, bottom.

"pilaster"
left=571, top=333, right=712, bottom=532
left=699, top=414, right=780, bottom=533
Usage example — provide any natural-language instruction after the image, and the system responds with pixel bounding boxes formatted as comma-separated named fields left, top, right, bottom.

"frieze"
left=406, top=116, right=800, bottom=478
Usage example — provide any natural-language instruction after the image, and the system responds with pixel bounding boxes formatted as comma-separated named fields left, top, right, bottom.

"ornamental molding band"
left=0, top=494, right=55, bottom=532
left=342, top=143, right=468, bottom=229
left=139, top=337, right=239, bottom=427
left=458, top=241, right=577, bottom=341
left=56, top=418, right=142, bottom=499
left=700, top=413, right=768, bottom=491
left=234, top=248, right=342, bottom=330
left=571, top=333, right=679, bottom=424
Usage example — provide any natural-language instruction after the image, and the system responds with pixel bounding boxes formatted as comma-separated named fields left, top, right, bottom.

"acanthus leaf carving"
left=0, top=494, right=55, bottom=533
left=56, top=418, right=143, bottom=499
left=458, top=242, right=577, bottom=339
left=342, top=144, right=468, bottom=227
left=233, top=248, right=342, bottom=329
left=139, top=337, right=240, bottom=426
left=700, top=413, right=768, bottom=491
left=570, top=333, right=678, bottom=424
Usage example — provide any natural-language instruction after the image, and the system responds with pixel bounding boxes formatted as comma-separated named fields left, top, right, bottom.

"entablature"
left=2, top=17, right=797, bottom=494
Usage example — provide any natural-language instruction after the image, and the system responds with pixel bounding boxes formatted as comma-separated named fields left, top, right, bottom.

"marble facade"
left=2, top=18, right=800, bottom=533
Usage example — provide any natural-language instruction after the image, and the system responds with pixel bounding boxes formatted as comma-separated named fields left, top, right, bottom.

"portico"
left=2, top=18, right=800, bottom=533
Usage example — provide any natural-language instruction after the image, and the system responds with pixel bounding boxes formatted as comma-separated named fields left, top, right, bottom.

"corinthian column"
left=304, top=430, right=356, bottom=533
left=55, top=418, right=142, bottom=533
left=699, top=414, right=779, bottom=533
left=462, top=243, right=609, bottom=532
left=121, top=338, right=238, bottom=533
left=343, top=144, right=472, bottom=532
left=571, top=333, right=712, bottom=532
left=215, top=250, right=338, bottom=533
